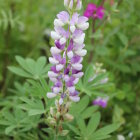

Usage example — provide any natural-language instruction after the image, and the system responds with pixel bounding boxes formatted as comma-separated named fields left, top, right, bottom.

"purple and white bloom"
left=47, top=0, right=89, bottom=105
left=93, top=97, right=109, bottom=108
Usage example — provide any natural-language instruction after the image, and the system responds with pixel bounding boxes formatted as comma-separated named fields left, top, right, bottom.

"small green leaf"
left=86, top=112, right=101, bottom=137
left=8, top=66, right=31, bottom=78
left=66, top=124, right=80, bottom=135
left=77, top=118, right=86, bottom=135
left=28, top=109, right=45, bottom=116
left=5, top=125, right=16, bottom=135
left=90, top=123, right=120, bottom=139
left=81, top=106, right=99, bottom=119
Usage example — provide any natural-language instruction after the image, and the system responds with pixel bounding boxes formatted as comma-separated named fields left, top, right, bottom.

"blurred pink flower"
left=84, top=3, right=104, bottom=20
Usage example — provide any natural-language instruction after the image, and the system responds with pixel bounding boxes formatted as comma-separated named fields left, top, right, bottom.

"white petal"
left=70, top=25, right=76, bottom=33
left=73, top=78, right=79, bottom=84
left=53, top=87, right=61, bottom=94
left=67, top=51, right=73, bottom=59
left=63, top=75, right=69, bottom=82
left=75, top=49, right=87, bottom=57
left=59, top=98, right=63, bottom=105
left=69, top=0, right=73, bottom=9
left=50, top=77, right=57, bottom=82
left=51, top=31, right=61, bottom=40
left=56, top=64, right=64, bottom=71
left=73, top=72, right=84, bottom=78
left=47, top=92, right=57, bottom=98
left=74, top=33, right=85, bottom=45
left=50, top=47, right=61, bottom=54
left=69, top=96, right=80, bottom=102
left=76, top=1, right=82, bottom=10
left=48, top=71, right=58, bottom=78
left=117, top=135, right=125, bottom=140
left=68, top=86, right=75, bottom=93
left=60, top=37, right=66, bottom=45
left=72, top=63, right=83, bottom=70
left=49, top=57, right=59, bottom=64
left=64, top=0, right=69, bottom=7
left=54, top=19, right=64, bottom=27
left=77, top=22, right=89, bottom=30
left=100, top=78, right=108, bottom=84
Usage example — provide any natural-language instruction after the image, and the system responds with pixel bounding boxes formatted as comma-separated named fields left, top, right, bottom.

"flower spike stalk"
left=47, top=0, right=89, bottom=105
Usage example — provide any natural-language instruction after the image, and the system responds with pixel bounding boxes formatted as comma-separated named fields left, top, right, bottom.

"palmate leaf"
left=8, top=66, right=32, bottom=78
left=81, top=106, right=98, bottom=119
left=89, top=123, right=120, bottom=140
left=26, top=79, right=48, bottom=98
left=69, top=96, right=98, bottom=119
left=76, top=65, right=112, bottom=97
left=85, top=112, right=101, bottom=137
left=18, top=97, right=45, bottom=116
left=0, top=108, right=40, bottom=135
left=8, top=56, right=51, bottom=80
left=68, top=96, right=120, bottom=140
left=69, top=96, right=89, bottom=116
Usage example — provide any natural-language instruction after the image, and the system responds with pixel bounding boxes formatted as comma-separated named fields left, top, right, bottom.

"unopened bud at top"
left=64, top=0, right=82, bottom=11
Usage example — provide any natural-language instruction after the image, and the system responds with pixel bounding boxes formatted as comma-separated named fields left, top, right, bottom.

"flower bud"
left=47, top=117, right=56, bottom=125
left=76, top=0, right=82, bottom=10
left=47, top=92, right=57, bottom=98
left=64, top=0, right=69, bottom=7
left=50, top=107, right=54, bottom=116
left=56, top=112, right=61, bottom=119
left=64, top=113, right=74, bottom=121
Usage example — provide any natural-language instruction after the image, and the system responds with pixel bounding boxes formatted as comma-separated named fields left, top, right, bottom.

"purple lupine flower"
left=47, top=0, right=89, bottom=104
left=84, top=3, right=105, bottom=20
left=93, top=97, right=108, bottom=108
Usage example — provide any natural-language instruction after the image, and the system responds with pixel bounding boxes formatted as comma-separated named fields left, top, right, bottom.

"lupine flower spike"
left=47, top=0, right=89, bottom=105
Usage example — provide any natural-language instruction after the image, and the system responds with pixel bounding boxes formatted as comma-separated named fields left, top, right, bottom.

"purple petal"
left=96, top=6, right=104, bottom=19
left=55, top=26, right=70, bottom=38
left=55, top=40, right=65, bottom=50
left=70, top=13, right=79, bottom=25
left=71, top=55, right=81, bottom=63
left=70, top=90, right=79, bottom=96
left=73, top=29, right=83, bottom=38
left=72, top=69, right=81, bottom=74
left=53, top=54, right=62, bottom=62
left=61, top=93, right=66, bottom=98
left=64, top=64, right=71, bottom=74
left=67, top=39, right=74, bottom=51
left=55, top=81, right=62, bottom=87
left=51, top=66, right=60, bottom=73
left=57, top=11, right=69, bottom=23
left=78, top=16, right=88, bottom=24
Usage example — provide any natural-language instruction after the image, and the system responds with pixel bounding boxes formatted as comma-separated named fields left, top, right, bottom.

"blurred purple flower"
left=93, top=97, right=108, bottom=108
left=84, top=3, right=104, bottom=20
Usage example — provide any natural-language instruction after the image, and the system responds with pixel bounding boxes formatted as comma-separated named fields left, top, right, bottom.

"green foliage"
left=0, top=0, right=140, bottom=139
left=77, top=64, right=113, bottom=98
left=8, top=56, right=50, bottom=79
left=68, top=96, right=120, bottom=140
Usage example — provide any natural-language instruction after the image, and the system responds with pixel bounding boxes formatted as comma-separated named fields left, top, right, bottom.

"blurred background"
left=0, top=0, right=140, bottom=139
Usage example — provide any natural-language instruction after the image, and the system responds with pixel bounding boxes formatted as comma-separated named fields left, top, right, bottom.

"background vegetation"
left=0, top=0, right=140, bottom=139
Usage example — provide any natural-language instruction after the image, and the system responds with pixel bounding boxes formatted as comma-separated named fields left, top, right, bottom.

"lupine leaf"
left=86, top=112, right=101, bottom=136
